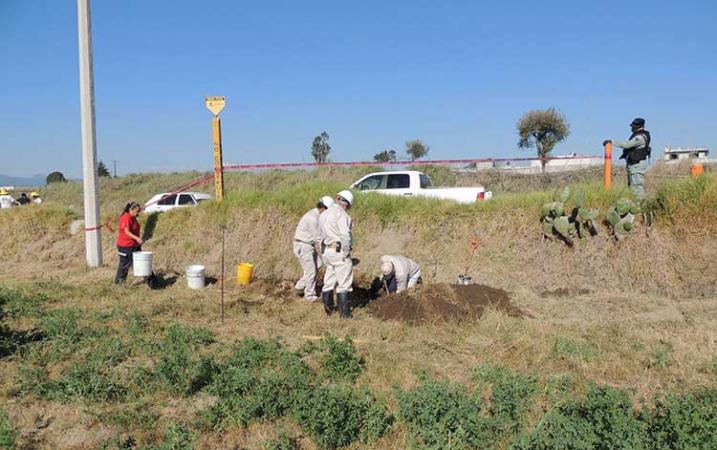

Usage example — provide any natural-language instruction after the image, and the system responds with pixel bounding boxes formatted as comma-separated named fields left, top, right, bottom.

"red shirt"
left=117, top=212, right=140, bottom=247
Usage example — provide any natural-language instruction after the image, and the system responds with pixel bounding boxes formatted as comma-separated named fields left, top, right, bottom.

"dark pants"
left=114, top=245, right=156, bottom=286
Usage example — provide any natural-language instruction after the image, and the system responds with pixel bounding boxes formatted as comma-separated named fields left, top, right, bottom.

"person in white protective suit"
left=379, top=255, right=421, bottom=294
left=319, top=190, right=354, bottom=318
left=293, top=195, right=335, bottom=302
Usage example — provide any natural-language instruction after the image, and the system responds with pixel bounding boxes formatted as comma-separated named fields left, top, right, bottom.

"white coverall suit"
left=293, top=207, right=323, bottom=300
left=381, top=255, right=421, bottom=293
left=319, top=204, right=353, bottom=293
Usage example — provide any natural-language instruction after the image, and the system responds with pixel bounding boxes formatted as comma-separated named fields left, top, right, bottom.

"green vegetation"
left=607, top=197, right=641, bottom=238
left=2, top=284, right=717, bottom=448
left=0, top=409, right=17, bottom=450
left=541, top=187, right=599, bottom=245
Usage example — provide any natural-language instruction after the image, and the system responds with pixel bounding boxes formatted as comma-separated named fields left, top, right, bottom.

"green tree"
left=405, top=139, right=429, bottom=161
left=97, top=161, right=111, bottom=177
left=373, top=149, right=397, bottom=163
left=517, top=108, right=570, bottom=173
left=311, top=132, right=331, bottom=163
left=45, top=171, right=67, bottom=184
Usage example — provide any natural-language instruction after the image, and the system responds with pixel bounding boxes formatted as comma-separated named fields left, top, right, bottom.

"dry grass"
left=2, top=168, right=717, bottom=448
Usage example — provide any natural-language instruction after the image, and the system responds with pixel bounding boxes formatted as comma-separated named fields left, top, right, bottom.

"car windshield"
left=157, top=194, right=177, bottom=205
left=419, top=174, right=432, bottom=188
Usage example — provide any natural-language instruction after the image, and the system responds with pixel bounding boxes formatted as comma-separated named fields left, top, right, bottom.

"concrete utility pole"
left=77, top=0, right=102, bottom=267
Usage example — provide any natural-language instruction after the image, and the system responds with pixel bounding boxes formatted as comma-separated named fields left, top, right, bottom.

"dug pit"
left=367, top=283, right=524, bottom=325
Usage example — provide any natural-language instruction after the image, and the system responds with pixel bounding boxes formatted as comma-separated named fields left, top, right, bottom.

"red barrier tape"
left=222, top=155, right=601, bottom=172
left=80, top=155, right=600, bottom=234
left=83, top=173, right=216, bottom=234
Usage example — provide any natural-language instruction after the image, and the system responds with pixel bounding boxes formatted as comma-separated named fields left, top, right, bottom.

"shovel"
left=456, top=238, right=479, bottom=285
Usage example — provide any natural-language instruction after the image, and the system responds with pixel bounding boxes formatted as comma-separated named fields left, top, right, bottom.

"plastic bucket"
left=133, top=251, right=153, bottom=277
left=186, top=265, right=206, bottom=290
left=236, top=262, right=254, bottom=285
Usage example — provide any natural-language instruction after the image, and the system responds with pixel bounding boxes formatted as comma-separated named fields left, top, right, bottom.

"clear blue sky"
left=1, top=0, right=716, bottom=177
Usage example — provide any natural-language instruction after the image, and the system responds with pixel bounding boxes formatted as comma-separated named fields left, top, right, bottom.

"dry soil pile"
left=367, top=283, right=523, bottom=325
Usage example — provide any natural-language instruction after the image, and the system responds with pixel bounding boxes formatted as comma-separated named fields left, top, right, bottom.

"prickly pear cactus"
left=542, top=187, right=599, bottom=246
left=606, top=198, right=639, bottom=240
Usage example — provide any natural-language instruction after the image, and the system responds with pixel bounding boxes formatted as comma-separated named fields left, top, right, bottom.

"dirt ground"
left=367, top=283, right=524, bottom=325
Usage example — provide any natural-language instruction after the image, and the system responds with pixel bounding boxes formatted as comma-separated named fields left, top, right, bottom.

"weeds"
left=474, top=364, right=538, bottom=435
left=292, top=385, right=392, bottom=449
left=397, top=375, right=491, bottom=449
left=302, top=335, right=365, bottom=383
left=262, top=431, right=299, bottom=450
left=511, top=385, right=649, bottom=450
left=153, top=324, right=217, bottom=396
left=0, top=409, right=16, bottom=450
left=204, top=338, right=313, bottom=428
left=552, top=337, right=597, bottom=362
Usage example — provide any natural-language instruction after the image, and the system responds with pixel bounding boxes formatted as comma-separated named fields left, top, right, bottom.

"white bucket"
left=186, top=264, right=206, bottom=290
left=133, top=251, right=153, bottom=277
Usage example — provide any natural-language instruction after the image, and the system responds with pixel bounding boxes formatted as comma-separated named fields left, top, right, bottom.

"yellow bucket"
left=236, top=263, right=254, bottom=285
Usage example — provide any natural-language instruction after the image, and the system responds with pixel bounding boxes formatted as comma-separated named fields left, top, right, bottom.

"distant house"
left=663, top=147, right=709, bottom=162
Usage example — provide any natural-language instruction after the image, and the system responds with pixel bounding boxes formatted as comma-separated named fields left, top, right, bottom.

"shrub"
left=46, top=171, right=67, bottom=184
left=204, top=338, right=313, bottom=428
left=397, top=375, right=491, bottom=449
left=474, top=364, right=538, bottom=435
left=292, top=385, right=392, bottom=449
left=647, top=388, right=717, bottom=450
left=511, top=385, right=649, bottom=450
left=303, top=335, right=365, bottom=383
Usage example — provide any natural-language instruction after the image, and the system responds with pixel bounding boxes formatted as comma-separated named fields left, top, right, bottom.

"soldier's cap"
left=630, top=118, right=645, bottom=127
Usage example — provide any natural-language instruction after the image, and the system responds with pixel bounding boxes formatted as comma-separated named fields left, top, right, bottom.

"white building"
left=663, top=147, right=709, bottom=162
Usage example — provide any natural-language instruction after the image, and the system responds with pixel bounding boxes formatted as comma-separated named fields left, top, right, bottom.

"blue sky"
left=1, top=0, right=716, bottom=178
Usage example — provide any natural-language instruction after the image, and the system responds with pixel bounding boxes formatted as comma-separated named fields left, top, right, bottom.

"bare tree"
left=517, top=108, right=570, bottom=172
left=405, top=139, right=429, bottom=161
left=311, top=131, right=331, bottom=163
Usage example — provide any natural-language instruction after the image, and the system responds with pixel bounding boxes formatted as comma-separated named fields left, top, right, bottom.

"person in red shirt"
left=114, top=201, right=149, bottom=284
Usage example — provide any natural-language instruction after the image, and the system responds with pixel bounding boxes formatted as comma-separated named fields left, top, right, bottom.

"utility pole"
left=113, top=159, right=117, bottom=177
left=77, top=0, right=102, bottom=267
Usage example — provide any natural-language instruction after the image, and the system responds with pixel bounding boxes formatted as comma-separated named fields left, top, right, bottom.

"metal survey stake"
left=205, top=96, right=226, bottom=203
left=221, top=225, right=226, bottom=324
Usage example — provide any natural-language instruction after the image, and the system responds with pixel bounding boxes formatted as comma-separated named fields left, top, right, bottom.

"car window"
left=355, top=175, right=385, bottom=191
left=420, top=174, right=432, bottom=188
left=178, top=194, right=195, bottom=205
left=157, top=194, right=177, bottom=205
left=386, top=174, right=410, bottom=189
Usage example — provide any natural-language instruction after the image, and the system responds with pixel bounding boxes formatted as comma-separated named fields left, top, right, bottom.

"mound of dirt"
left=367, top=283, right=523, bottom=325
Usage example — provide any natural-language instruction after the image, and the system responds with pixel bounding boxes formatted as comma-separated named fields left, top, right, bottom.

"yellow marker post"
left=205, top=96, right=226, bottom=202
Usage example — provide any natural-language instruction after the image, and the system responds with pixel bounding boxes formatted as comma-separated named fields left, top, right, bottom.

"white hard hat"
left=320, top=195, right=335, bottom=208
left=337, top=190, right=354, bottom=206
left=380, top=261, right=394, bottom=276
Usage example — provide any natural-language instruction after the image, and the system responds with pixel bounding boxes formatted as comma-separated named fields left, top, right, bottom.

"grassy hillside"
left=1, top=167, right=716, bottom=449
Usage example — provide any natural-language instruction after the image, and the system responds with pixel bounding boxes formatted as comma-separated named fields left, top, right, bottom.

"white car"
left=143, top=192, right=212, bottom=213
left=351, top=170, right=492, bottom=204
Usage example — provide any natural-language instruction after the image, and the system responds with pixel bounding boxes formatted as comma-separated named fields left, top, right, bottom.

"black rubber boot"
left=322, top=290, right=335, bottom=315
left=337, top=292, right=352, bottom=319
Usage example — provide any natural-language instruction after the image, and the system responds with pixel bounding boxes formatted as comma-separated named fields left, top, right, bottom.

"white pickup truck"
left=350, top=170, right=492, bottom=204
